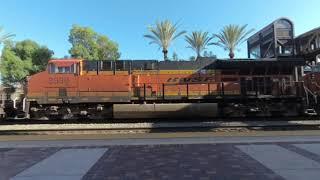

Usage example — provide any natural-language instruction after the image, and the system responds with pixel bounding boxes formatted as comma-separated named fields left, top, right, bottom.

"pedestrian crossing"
left=237, top=144, right=320, bottom=180
left=11, top=148, right=107, bottom=180
left=1, top=143, right=320, bottom=180
left=294, top=144, right=320, bottom=156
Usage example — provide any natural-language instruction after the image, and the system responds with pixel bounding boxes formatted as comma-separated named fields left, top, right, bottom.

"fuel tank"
left=113, top=103, right=218, bottom=119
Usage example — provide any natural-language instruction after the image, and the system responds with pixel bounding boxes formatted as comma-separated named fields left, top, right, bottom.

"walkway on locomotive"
left=27, top=57, right=305, bottom=105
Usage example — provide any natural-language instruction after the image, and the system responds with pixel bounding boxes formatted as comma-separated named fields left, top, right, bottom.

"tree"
left=0, top=45, right=32, bottom=86
left=97, top=36, right=121, bottom=60
left=172, top=52, right=178, bottom=61
left=185, top=31, right=213, bottom=59
left=208, top=51, right=216, bottom=58
left=14, top=40, right=53, bottom=73
left=144, top=20, right=186, bottom=60
left=212, top=24, right=254, bottom=59
left=203, top=50, right=217, bottom=58
left=203, top=51, right=208, bottom=57
left=0, top=27, right=14, bottom=45
left=68, top=25, right=120, bottom=60
left=0, top=40, right=53, bottom=86
left=189, top=56, right=196, bottom=61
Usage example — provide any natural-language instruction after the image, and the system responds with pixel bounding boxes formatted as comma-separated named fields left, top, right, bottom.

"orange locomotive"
left=25, top=57, right=305, bottom=119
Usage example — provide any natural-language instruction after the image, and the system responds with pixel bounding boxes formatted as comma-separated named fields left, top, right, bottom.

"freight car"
left=23, top=57, right=306, bottom=120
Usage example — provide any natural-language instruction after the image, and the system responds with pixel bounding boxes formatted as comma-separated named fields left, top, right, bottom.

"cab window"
left=58, top=66, right=70, bottom=73
left=48, top=63, right=78, bottom=74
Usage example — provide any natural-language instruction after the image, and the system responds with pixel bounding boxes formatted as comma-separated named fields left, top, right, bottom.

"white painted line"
left=237, top=145, right=320, bottom=180
left=11, top=148, right=107, bottom=180
left=294, top=144, right=320, bottom=156
left=1, top=136, right=320, bottom=148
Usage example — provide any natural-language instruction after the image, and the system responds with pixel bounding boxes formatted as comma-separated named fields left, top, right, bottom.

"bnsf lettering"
left=203, top=77, right=215, bottom=82
left=49, top=77, right=70, bottom=84
left=167, top=77, right=180, bottom=83
left=167, top=77, right=215, bottom=83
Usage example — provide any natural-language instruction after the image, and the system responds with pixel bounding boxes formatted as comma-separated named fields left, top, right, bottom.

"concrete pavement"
left=1, top=135, right=320, bottom=179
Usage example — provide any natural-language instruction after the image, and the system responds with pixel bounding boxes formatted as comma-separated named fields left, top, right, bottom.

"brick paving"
left=1, top=141, right=320, bottom=180
left=83, top=144, right=283, bottom=180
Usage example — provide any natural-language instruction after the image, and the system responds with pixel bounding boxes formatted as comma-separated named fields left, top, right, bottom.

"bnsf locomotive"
left=5, top=17, right=320, bottom=119
left=25, top=56, right=306, bottom=119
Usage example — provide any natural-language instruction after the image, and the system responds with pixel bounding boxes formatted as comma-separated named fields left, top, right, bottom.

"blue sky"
left=0, top=0, right=320, bottom=60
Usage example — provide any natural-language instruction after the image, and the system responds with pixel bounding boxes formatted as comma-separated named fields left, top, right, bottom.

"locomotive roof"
left=207, top=58, right=305, bottom=69
left=49, top=59, right=81, bottom=63
left=51, top=57, right=305, bottom=71
left=49, top=59, right=82, bottom=67
left=120, top=57, right=305, bottom=70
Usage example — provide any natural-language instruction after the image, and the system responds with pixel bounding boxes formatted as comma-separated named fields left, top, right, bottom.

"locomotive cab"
left=27, top=59, right=83, bottom=106
left=47, top=59, right=82, bottom=75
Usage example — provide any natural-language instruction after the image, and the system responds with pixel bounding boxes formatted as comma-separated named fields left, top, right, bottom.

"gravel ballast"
left=0, top=120, right=320, bottom=131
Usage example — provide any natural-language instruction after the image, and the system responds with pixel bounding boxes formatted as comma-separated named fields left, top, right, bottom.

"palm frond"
left=0, top=27, right=15, bottom=43
left=185, top=31, right=214, bottom=57
left=144, top=20, right=186, bottom=59
left=212, top=24, right=254, bottom=58
left=173, top=30, right=187, bottom=41
left=143, top=34, right=161, bottom=45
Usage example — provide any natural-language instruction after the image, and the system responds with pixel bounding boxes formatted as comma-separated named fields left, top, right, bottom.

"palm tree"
left=144, top=20, right=186, bottom=60
left=0, top=27, right=14, bottom=44
left=212, top=24, right=254, bottom=59
left=185, top=31, right=214, bottom=59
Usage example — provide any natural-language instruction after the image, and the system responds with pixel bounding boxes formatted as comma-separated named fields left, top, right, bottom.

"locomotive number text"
left=48, top=77, right=70, bottom=85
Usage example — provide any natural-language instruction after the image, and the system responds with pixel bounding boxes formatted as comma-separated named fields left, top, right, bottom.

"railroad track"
left=1, top=120, right=320, bottom=136
left=1, top=116, right=319, bottom=125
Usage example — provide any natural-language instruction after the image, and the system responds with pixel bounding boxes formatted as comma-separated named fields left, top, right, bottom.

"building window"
left=250, top=45, right=261, bottom=58
left=284, top=46, right=292, bottom=54
left=278, top=45, right=282, bottom=54
left=278, top=45, right=292, bottom=55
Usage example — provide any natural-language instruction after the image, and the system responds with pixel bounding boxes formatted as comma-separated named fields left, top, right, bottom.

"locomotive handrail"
left=311, top=81, right=320, bottom=91
left=304, top=86, right=317, bottom=105
left=78, top=90, right=130, bottom=92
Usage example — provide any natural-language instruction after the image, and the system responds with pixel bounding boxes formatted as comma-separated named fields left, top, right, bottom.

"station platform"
left=1, top=135, right=320, bottom=179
